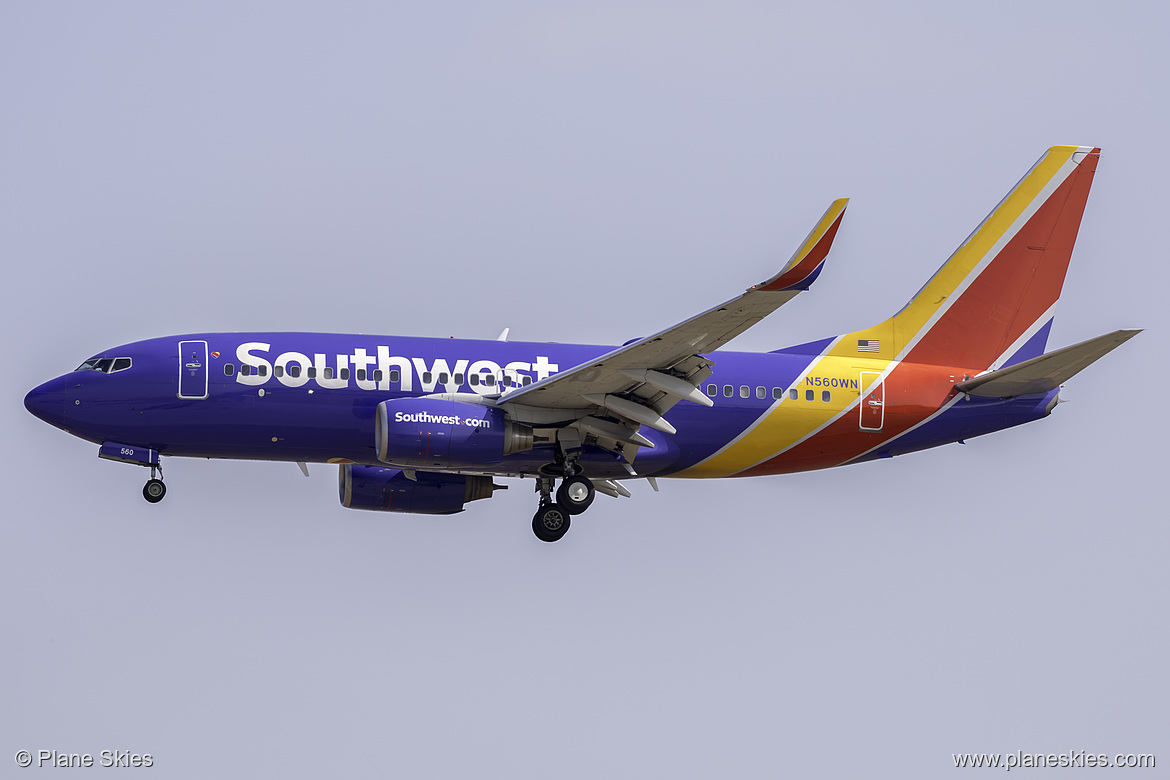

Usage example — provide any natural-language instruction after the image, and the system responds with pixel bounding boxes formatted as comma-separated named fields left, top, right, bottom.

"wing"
left=499, top=199, right=848, bottom=434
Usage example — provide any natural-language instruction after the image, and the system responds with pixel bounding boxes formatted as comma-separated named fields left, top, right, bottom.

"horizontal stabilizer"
left=955, top=329, right=1140, bottom=397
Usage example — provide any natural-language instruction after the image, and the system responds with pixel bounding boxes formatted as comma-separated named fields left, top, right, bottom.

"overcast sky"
left=3, top=2, right=1166, bottom=777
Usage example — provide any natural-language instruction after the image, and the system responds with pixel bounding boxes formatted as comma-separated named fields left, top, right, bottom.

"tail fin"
left=844, top=146, right=1100, bottom=371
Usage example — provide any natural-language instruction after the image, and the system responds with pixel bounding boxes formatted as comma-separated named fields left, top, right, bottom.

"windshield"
left=74, top=357, right=132, bottom=373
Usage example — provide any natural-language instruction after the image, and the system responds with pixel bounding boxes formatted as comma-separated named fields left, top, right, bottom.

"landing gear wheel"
left=143, top=479, right=166, bottom=503
left=532, top=504, right=571, bottom=542
left=556, top=475, right=595, bottom=515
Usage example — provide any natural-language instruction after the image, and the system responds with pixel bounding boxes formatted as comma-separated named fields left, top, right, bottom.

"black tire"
left=143, top=479, right=166, bottom=503
left=556, top=475, right=595, bottom=516
left=532, top=504, right=570, bottom=542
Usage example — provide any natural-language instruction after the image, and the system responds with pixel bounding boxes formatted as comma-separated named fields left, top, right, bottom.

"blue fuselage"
left=25, top=332, right=1056, bottom=481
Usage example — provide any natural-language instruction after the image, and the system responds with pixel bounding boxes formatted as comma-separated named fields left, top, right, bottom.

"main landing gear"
left=142, top=464, right=166, bottom=504
left=532, top=502, right=569, bottom=543
left=557, top=475, right=595, bottom=514
left=531, top=471, right=597, bottom=543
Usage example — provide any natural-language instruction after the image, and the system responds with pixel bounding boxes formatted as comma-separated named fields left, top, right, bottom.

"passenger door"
left=178, top=340, right=209, bottom=400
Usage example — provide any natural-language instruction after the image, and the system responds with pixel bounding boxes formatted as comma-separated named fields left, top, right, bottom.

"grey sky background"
left=3, top=2, right=1166, bottom=777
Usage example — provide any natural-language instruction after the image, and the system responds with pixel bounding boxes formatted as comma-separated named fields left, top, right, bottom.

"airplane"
left=24, top=145, right=1139, bottom=542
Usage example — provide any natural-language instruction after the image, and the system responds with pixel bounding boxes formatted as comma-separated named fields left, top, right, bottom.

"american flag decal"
left=857, top=339, right=880, bottom=353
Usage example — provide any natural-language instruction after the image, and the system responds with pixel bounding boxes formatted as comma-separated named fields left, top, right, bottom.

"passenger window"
left=323, top=367, right=334, bottom=380
left=454, top=373, right=464, bottom=384
left=438, top=372, right=449, bottom=384
left=502, top=376, right=512, bottom=387
left=373, top=369, right=383, bottom=382
left=225, top=364, right=235, bottom=377
left=241, top=365, right=251, bottom=377
left=739, top=385, right=749, bottom=398
left=522, top=376, right=532, bottom=385
left=485, top=374, right=496, bottom=387
left=706, top=384, right=717, bottom=397
left=340, top=368, right=350, bottom=380
left=470, top=374, right=480, bottom=386
left=805, top=389, right=814, bottom=401
left=822, top=390, right=830, bottom=402
left=789, top=388, right=798, bottom=400
left=422, top=371, right=432, bottom=384
left=756, top=386, right=765, bottom=399
left=289, top=366, right=301, bottom=378
left=356, top=368, right=366, bottom=381
left=307, top=367, right=317, bottom=378
left=274, top=365, right=284, bottom=378
left=258, top=365, right=268, bottom=377
left=723, top=384, right=733, bottom=397
left=773, top=387, right=783, bottom=399
left=389, top=369, right=399, bottom=383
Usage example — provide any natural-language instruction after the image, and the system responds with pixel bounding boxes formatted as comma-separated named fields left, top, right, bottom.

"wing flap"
left=955, top=329, right=1140, bottom=397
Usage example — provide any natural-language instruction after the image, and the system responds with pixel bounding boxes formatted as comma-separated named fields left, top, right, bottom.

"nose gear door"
left=178, top=340, right=209, bottom=400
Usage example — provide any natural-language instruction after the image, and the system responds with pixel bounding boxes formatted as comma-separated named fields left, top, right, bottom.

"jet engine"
left=375, top=398, right=532, bottom=469
left=339, top=464, right=501, bottom=514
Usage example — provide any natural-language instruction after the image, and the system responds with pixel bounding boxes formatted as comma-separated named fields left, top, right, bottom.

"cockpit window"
left=74, top=357, right=132, bottom=373
left=76, top=357, right=112, bottom=372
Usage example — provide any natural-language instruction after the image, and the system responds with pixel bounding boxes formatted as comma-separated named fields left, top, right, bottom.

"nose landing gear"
left=142, top=464, right=166, bottom=503
left=97, top=442, right=168, bottom=504
left=143, top=479, right=166, bottom=503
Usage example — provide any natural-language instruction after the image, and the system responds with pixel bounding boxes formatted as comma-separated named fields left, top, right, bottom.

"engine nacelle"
left=339, top=464, right=499, bottom=514
left=375, top=397, right=532, bottom=469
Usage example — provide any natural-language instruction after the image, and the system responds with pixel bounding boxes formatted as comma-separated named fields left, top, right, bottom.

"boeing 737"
left=25, top=145, right=1138, bottom=541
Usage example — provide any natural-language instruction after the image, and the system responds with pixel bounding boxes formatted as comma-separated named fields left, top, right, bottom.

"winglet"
left=754, top=198, right=849, bottom=292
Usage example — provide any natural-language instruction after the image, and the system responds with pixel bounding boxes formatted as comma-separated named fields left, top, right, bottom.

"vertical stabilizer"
left=843, top=146, right=1100, bottom=371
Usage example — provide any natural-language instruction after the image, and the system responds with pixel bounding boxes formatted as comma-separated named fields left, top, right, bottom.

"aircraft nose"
left=24, top=377, right=70, bottom=430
